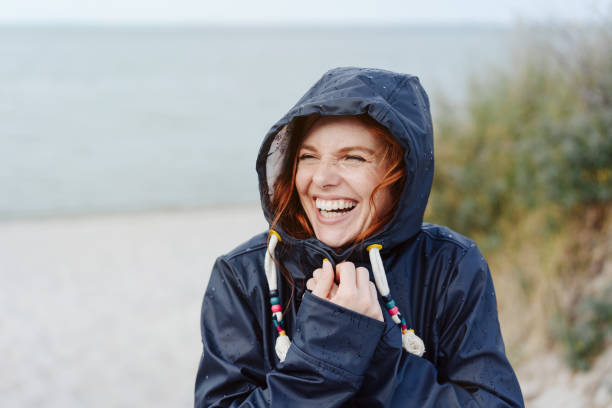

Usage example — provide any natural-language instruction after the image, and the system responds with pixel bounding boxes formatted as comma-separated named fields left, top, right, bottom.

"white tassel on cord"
left=265, top=231, right=291, bottom=362
left=275, top=332, right=291, bottom=362
left=367, top=244, right=425, bottom=357
left=403, top=329, right=426, bottom=356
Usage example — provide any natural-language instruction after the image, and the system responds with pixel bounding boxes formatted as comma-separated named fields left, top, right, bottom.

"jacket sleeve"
left=194, top=256, right=386, bottom=408
left=384, top=245, right=524, bottom=407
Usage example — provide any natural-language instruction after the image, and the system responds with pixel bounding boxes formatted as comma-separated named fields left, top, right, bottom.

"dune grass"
left=424, top=21, right=612, bottom=370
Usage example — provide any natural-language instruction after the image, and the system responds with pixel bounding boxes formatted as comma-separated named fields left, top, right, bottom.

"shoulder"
left=420, top=223, right=475, bottom=251
left=213, top=231, right=269, bottom=293
left=417, top=223, right=490, bottom=288
left=221, top=231, right=269, bottom=261
left=408, top=223, right=481, bottom=267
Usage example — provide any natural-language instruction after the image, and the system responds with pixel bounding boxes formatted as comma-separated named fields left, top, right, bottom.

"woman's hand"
left=306, top=260, right=383, bottom=322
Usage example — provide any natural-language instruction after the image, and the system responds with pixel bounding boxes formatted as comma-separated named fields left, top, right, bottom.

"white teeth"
left=315, top=198, right=356, bottom=212
left=320, top=210, right=342, bottom=218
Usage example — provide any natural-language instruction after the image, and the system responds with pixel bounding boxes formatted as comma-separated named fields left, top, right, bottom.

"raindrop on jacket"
left=195, top=67, right=524, bottom=407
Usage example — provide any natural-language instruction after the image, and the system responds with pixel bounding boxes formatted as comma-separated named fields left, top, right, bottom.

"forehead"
left=300, top=117, right=383, bottom=151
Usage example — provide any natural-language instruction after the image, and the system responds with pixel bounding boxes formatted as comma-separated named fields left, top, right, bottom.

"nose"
left=312, top=160, right=341, bottom=188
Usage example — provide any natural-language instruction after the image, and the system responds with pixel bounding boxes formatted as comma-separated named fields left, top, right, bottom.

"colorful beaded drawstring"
left=265, top=230, right=291, bottom=361
left=367, top=244, right=425, bottom=356
left=265, top=232, right=425, bottom=361
left=269, top=289, right=287, bottom=340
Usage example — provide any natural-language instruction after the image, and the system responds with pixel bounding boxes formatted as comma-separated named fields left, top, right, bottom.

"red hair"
left=269, top=114, right=406, bottom=249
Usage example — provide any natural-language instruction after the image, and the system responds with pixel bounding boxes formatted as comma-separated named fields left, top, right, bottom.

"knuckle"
left=338, top=284, right=356, bottom=297
left=334, top=292, right=348, bottom=304
left=338, top=261, right=355, bottom=272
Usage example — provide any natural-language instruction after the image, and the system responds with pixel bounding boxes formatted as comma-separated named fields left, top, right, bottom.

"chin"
left=315, top=229, right=355, bottom=249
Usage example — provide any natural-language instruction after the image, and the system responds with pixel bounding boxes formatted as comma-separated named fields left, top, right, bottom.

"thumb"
left=312, top=259, right=334, bottom=300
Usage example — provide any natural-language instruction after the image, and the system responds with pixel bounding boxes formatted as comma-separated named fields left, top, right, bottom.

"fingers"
left=330, top=282, right=339, bottom=298
left=306, top=268, right=320, bottom=291
left=368, top=280, right=378, bottom=299
left=312, top=259, right=334, bottom=299
left=309, top=262, right=378, bottom=321
left=311, top=261, right=383, bottom=321
left=355, top=266, right=370, bottom=292
left=322, top=258, right=334, bottom=279
left=336, top=262, right=357, bottom=297
left=369, top=281, right=383, bottom=321
left=306, top=277, right=317, bottom=292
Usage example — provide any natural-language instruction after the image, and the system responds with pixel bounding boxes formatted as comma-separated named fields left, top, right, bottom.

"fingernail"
left=322, top=258, right=330, bottom=266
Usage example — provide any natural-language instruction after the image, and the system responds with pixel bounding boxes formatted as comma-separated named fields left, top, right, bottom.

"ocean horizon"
left=1, top=23, right=517, bottom=220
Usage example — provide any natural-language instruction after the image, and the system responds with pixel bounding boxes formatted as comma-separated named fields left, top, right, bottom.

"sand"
left=0, top=206, right=267, bottom=407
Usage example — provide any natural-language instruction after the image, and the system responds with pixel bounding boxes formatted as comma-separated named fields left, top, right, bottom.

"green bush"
left=537, top=99, right=612, bottom=208
left=427, top=24, right=612, bottom=240
left=551, top=285, right=612, bottom=371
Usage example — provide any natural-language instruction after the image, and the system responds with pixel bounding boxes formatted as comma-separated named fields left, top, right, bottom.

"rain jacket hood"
left=256, top=67, right=434, bottom=259
left=195, top=67, right=524, bottom=408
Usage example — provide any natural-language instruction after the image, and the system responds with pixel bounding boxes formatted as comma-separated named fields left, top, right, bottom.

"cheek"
left=373, top=188, right=393, bottom=214
left=295, top=168, right=309, bottom=197
left=351, top=170, right=382, bottom=199
left=371, top=167, right=393, bottom=208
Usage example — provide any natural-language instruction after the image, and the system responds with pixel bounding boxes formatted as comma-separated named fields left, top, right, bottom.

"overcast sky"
left=1, top=0, right=611, bottom=24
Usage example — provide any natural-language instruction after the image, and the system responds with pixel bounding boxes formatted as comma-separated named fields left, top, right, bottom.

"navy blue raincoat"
left=195, top=67, right=524, bottom=407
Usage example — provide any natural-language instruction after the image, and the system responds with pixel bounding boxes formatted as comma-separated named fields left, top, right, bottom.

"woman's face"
left=295, top=117, right=393, bottom=248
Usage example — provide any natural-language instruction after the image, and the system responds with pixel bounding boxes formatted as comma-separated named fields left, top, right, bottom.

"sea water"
left=0, top=24, right=515, bottom=219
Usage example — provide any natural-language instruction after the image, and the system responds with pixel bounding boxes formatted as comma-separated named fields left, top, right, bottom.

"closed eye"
left=345, top=155, right=366, bottom=162
left=298, top=153, right=316, bottom=161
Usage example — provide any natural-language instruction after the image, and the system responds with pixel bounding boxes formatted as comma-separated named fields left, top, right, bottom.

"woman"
left=195, top=67, right=524, bottom=407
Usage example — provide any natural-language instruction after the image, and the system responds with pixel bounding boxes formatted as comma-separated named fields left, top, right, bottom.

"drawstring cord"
left=367, top=244, right=425, bottom=357
left=265, top=230, right=291, bottom=362
left=265, top=230, right=425, bottom=362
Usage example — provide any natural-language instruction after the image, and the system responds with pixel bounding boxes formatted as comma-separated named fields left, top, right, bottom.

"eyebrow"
left=299, top=144, right=377, bottom=155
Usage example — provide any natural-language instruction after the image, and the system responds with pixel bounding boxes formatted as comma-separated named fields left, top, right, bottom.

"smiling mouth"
left=315, top=198, right=357, bottom=218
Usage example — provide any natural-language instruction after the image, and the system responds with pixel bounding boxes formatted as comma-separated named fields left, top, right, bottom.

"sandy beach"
left=2, top=206, right=609, bottom=407
left=0, top=206, right=267, bottom=407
